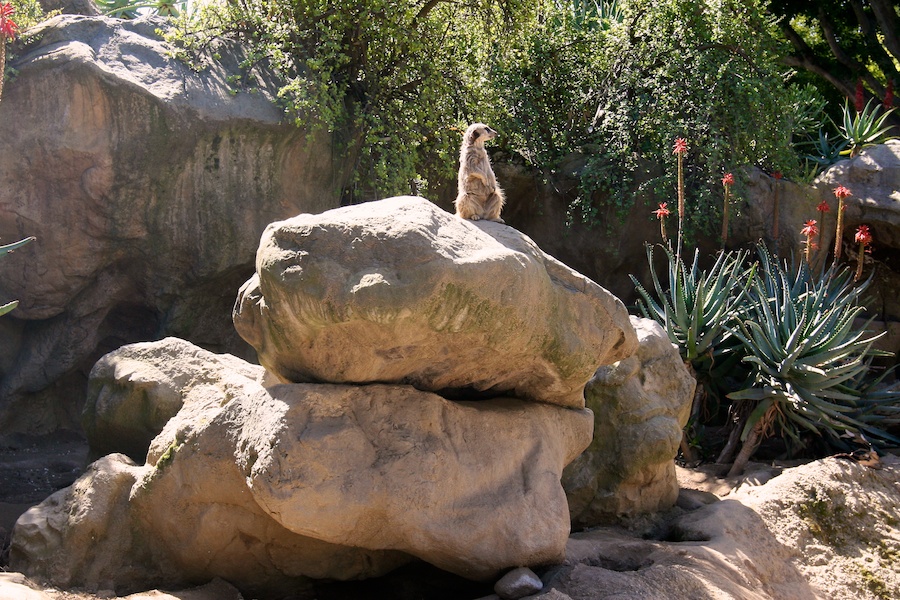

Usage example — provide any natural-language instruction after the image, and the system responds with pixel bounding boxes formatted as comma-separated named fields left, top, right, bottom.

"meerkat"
left=454, top=123, right=506, bottom=223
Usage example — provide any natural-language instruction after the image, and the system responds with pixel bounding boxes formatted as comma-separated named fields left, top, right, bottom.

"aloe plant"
left=0, top=235, right=34, bottom=316
left=803, top=128, right=849, bottom=175
left=632, top=244, right=753, bottom=365
left=836, top=99, right=897, bottom=158
left=725, top=245, right=897, bottom=475
left=631, top=245, right=756, bottom=460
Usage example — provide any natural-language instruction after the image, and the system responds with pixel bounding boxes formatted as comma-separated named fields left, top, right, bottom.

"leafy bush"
left=485, top=0, right=822, bottom=233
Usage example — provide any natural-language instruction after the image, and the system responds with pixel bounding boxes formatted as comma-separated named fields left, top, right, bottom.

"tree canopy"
left=772, top=0, right=899, bottom=105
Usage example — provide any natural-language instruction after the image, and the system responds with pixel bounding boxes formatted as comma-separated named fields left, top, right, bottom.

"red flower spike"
left=0, top=2, right=16, bottom=39
left=816, top=200, right=830, bottom=213
left=855, top=225, right=872, bottom=245
left=801, top=220, right=818, bottom=238
left=653, top=202, right=670, bottom=219
left=772, top=171, right=783, bottom=180
left=673, top=138, right=688, bottom=155
left=722, top=173, right=735, bottom=186
left=833, top=185, right=851, bottom=199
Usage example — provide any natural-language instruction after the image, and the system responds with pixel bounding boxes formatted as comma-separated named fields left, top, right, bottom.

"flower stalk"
left=673, top=137, right=687, bottom=260
left=653, top=202, right=671, bottom=245
left=721, top=172, right=734, bottom=246
left=854, top=225, right=872, bottom=281
left=833, top=185, right=851, bottom=261
left=801, top=220, right=818, bottom=265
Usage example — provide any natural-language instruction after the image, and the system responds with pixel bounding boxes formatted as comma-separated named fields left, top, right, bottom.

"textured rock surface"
left=494, top=567, right=543, bottom=599
left=233, top=196, right=637, bottom=409
left=82, top=337, right=275, bottom=462
left=0, top=16, right=347, bottom=432
left=14, top=339, right=592, bottom=592
left=562, top=317, right=694, bottom=528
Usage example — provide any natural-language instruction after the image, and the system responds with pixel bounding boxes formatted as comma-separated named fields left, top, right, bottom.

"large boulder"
left=233, top=196, right=638, bottom=409
left=562, top=317, right=694, bottom=527
left=12, top=338, right=593, bottom=593
left=0, top=16, right=348, bottom=432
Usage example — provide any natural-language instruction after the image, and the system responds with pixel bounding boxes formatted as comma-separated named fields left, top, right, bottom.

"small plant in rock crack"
left=1, top=235, right=35, bottom=316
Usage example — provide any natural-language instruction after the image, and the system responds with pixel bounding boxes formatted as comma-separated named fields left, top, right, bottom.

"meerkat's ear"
left=467, top=128, right=482, bottom=144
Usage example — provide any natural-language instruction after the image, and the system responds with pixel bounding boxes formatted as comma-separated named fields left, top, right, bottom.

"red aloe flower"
left=855, top=79, right=865, bottom=113
left=801, top=220, right=818, bottom=238
left=816, top=200, right=830, bottom=213
left=802, top=220, right=818, bottom=264
left=673, top=138, right=688, bottom=155
left=653, top=202, right=670, bottom=244
left=722, top=173, right=735, bottom=186
left=885, top=81, right=894, bottom=110
left=833, top=185, right=851, bottom=261
left=772, top=171, right=783, bottom=180
left=0, top=2, right=16, bottom=39
left=854, top=225, right=872, bottom=281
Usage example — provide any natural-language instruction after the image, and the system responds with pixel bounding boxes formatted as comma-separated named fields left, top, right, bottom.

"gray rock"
left=563, top=317, right=694, bottom=527
left=0, top=15, right=349, bottom=432
left=13, top=339, right=593, bottom=591
left=494, top=567, right=543, bottom=599
left=233, top=196, right=637, bottom=410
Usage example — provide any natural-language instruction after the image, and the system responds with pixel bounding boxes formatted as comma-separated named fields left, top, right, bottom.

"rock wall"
left=0, top=16, right=349, bottom=432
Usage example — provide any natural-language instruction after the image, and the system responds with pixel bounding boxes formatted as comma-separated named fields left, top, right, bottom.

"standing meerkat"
left=454, top=123, right=506, bottom=223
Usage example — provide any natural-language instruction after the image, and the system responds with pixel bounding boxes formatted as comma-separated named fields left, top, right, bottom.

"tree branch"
left=869, top=0, right=900, bottom=65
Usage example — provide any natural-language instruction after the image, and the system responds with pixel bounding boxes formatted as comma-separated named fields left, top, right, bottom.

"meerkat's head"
left=463, top=123, right=498, bottom=147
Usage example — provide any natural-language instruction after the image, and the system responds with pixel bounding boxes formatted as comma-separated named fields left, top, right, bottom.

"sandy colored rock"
left=82, top=337, right=274, bottom=462
left=233, top=196, right=637, bottom=409
left=735, top=455, right=900, bottom=600
left=562, top=317, right=694, bottom=527
left=13, top=339, right=593, bottom=591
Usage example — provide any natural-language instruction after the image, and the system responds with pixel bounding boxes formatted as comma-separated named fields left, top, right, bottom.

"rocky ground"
left=1, top=434, right=899, bottom=600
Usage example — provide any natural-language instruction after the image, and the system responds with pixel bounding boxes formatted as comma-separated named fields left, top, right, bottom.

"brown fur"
left=454, top=123, right=506, bottom=223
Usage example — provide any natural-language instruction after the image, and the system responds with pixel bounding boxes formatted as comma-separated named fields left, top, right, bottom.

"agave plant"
left=803, top=128, right=849, bottom=175
left=724, top=245, right=895, bottom=476
left=836, top=99, right=897, bottom=158
left=1, top=235, right=34, bottom=316
left=631, top=244, right=756, bottom=460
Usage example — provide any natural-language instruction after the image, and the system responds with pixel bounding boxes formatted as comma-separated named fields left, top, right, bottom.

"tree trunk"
left=727, top=421, right=764, bottom=477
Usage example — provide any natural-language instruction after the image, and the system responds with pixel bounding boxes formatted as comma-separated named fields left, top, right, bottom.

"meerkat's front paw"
left=470, top=215, right=481, bottom=221
left=490, top=217, right=505, bottom=224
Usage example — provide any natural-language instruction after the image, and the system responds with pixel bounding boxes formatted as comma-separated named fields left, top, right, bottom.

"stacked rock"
left=11, top=197, right=640, bottom=595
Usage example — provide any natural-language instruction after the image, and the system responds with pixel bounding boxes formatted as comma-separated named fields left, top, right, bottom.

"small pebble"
left=494, top=566, right=543, bottom=600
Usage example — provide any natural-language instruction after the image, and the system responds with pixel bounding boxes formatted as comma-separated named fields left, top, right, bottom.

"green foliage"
left=0, top=235, right=34, bottom=317
left=96, top=0, right=184, bottom=18
left=631, top=244, right=751, bottom=365
left=727, top=246, right=898, bottom=448
left=835, top=99, right=898, bottom=157
left=802, top=128, right=849, bottom=175
left=633, top=241, right=900, bottom=463
left=167, top=0, right=536, bottom=202
left=486, top=0, right=819, bottom=233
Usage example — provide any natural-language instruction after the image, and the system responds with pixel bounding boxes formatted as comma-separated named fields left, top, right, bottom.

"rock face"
left=12, top=338, right=593, bottom=593
left=82, top=336, right=277, bottom=462
left=233, top=196, right=637, bottom=409
left=562, top=317, right=694, bottom=528
left=0, top=16, right=348, bottom=432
